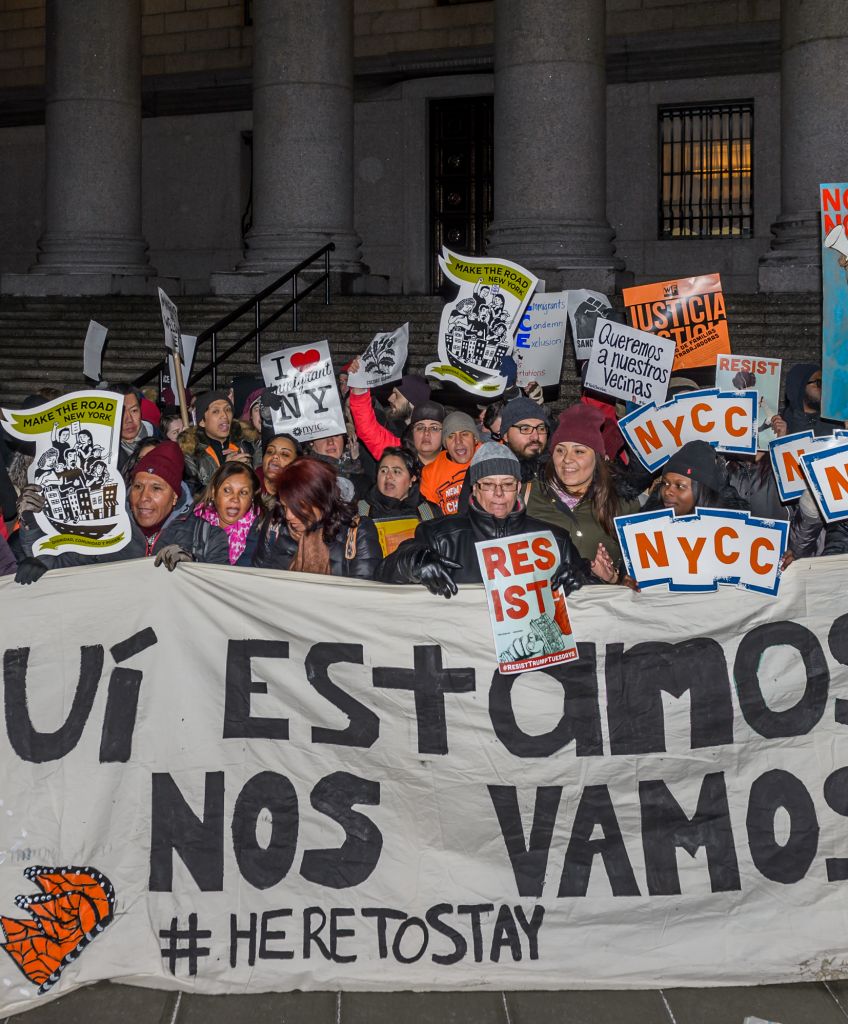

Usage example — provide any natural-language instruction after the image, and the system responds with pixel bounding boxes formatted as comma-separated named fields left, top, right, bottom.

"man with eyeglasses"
left=776, top=362, right=834, bottom=438
left=379, top=442, right=588, bottom=598
left=498, top=396, right=552, bottom=484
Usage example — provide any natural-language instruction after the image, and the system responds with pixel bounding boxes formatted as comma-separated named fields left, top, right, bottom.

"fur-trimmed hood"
left=178, top=418, right=258, bottom=457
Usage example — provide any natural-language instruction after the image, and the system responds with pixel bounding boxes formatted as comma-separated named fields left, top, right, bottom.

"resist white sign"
left=584, top=318, right=675, bottom=406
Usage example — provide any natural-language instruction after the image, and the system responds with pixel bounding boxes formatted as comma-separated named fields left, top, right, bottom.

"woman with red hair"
left=253, top=458, right=381, bottom=578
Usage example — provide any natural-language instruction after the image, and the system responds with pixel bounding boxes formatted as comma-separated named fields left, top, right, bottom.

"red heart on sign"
left=289, top=349, right=321, bottom=371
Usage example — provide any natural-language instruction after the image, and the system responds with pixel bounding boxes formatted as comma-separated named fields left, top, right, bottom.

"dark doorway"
left=429, top=96, right=493, bottom=293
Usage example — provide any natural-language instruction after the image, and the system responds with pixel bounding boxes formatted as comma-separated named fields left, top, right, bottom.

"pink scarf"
left=194, top=503, right=256, bottom=565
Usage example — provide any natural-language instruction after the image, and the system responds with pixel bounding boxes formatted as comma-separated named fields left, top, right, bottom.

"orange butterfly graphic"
left=0, top=865, right=115, bottom=993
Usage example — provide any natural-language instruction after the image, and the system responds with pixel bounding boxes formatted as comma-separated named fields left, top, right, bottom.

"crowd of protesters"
left=0, top=351, right=839, bottom=597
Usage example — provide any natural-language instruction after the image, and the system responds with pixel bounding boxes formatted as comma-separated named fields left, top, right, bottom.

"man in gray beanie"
left=419, top=410, right=482, bottom=515
left=379, top=440, right=589, bottom=598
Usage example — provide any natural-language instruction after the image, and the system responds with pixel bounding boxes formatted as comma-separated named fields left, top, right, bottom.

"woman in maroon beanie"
left=526, top=405, right=640, bottom=584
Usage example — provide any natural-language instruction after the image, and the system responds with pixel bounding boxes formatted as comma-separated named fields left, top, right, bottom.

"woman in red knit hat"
left=526, top=405, right=641, bottom=584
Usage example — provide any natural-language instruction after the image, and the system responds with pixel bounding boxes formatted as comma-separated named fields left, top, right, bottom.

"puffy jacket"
left=253, top=514, right=382, bottom=579
left=19, top=498, right=229, bottom=571
left=179, top=421, right=258, bottom=492
left=358, top=484, right=441, bottom=556
left=725, top=458, right=789, bottom=522
left=377, top=498, right=591, bottom=587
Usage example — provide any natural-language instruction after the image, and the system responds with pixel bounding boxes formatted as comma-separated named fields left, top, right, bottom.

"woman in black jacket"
left=358, top=446, right=440, bottom=556
left=253, top=458, right=381, bottom=579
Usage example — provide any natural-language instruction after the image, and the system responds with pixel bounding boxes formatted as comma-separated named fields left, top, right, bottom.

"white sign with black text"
left=584, top=317, right=675, bottom=406
left=260, top=340, right=345, bottom=442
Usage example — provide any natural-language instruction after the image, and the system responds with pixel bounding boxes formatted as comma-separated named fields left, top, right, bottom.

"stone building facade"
left=0, top=0, right=843, bottom=296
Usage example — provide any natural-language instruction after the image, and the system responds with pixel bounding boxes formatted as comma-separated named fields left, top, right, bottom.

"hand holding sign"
left=347, top=324, right=409, bottom=390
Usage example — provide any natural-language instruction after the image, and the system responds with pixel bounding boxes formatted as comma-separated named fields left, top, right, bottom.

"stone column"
left=759, top=0, right=848, bottom=292
left=486, top=0, right=622, bottom=290
left=233, top=0, right=363, bottom=280
left=30, top=0, right=152, bottom=285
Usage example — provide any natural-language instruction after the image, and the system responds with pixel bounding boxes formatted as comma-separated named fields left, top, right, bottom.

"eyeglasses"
left=809, top=377, right=823, bottom=385
left=476, top=480, right=519, bottom=493
left=511, top=423, right=549, bottom=435
left=413, top=424, right=442, bottom=433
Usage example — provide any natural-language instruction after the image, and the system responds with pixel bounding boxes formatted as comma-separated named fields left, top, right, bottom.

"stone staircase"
left=0, top=291, right=822, bottom=409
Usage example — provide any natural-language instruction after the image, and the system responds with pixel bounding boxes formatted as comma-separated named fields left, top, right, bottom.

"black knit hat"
left=499, top=395, right=550, bottom=434
left=195, top=390, right=232, bottom=424
left=410, top=400, right=446, bottom=425
left=664, top=440, right=723, bottom=492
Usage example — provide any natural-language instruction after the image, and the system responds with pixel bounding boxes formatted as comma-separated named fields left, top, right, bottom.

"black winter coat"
left=725, top=458, right=789, bottom=521
left=377, top=498, right=590, bottom=587
left=252, top=514, right=382, bottom=579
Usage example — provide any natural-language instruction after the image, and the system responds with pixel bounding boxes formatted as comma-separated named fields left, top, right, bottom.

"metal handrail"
left=134, top=242, right=335, bottom=391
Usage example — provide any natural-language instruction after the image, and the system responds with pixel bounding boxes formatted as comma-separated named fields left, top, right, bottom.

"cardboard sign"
left=260, top=340, right=345, bottom=442
left=715, top=354, right=781, bottom=450
left=374, top=517, right=420, bottom=556
left=475, top=530, right=578, bottom=673
left=166, top=335, right=198, bottom=393
left=800, top=442, right=848, bottom=522
left=82, top=320, right=108, bottom=381
left=622, top=274, right=730, bottom=370
left=566, top=289, right=613, bottom=361
left=347, top=323, right=409, bottom=390
left=426, top=247, right=538, bottom=397
left=616, top=507, right=788, bottom=596
left=820, top=183, right=848, bottom=421
left=0, top=391, right=130, bottom=557
left=619, top=388, right=758, bottom=472
left=157, top=288, right=183, bottom=358
left=584, top=318, right=675, bottom=406
left=514, top=292, right=567, bottom=386
left=768, top=430, right=848, bottom=503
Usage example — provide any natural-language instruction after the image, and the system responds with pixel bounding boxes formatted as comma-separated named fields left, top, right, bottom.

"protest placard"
left=157, top=288, right=182, bottom=357
left=3, top=556, right=848, bottom=1015
left=260, top=340, right=345, bottom=442
left=0, top=390, right=129, bottom=557
left=616, top=507, right=788, bottom=595
left=768, top=430, right=848, bottom=502
left=347, top=323, right=409, bottom=390
left=426, top=247, right=538, bottom=397
left=715, top=354, right=781, bottom=449
left=622, top=274, right=730, bottom=370
left=166, top=334, right=198, bottom=394
left=619, top=388, right=757, bottom=472
left=584, top=318, right=675, bottom=406
left=565, top=289, right=613, bottom=361
left=82, top=321, right=108, bottom=382
left=475, top=531, right=578, bottom=673
left=820, top=183, right=848, bottom=421
left=514, top=292, right=567, bottom=387
left=800, top=442, right=848, bottom=522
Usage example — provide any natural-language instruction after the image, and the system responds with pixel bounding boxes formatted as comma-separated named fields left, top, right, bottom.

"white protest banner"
left=475, top=530, right=578, bottom=673
left=618, top=388, right=758, bottom=472
left=157, top=288, right=183, bottom=358
left=0, top=391, right=129, bottom=557
left=426, top=247, right=538, bottom=397
left=615, top=507, right=788, bottom=595
left=715, top=354, right=782, bottom=450
left=768, top=430, right=848, bottom=503
left=565, top=289, right=612, bottom=361
left=82, top=321, right=108, bottom=382
left=260, top=340, right=345, bottom=442
left=514, top=293, right=567, bottom=387
left=584, top=318, right=675, bottom=406
left=347, top=323, right=409, bottom=390
left=2, top=556, right=848, bottom=1015
left=800, top=442, right=848, bottom=522
left=166, top=334, right=198, bottom=393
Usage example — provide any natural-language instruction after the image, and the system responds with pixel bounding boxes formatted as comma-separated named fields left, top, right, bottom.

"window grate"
left=658, top=102, right=753, bottom=239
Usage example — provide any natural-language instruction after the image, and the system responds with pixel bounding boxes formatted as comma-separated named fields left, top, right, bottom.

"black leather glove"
left=551, top=559, right=586, bottom=597
left=416, top=550, right=462, bottom=599
left=153, top=544, right=193, bottom=571
left=14, top=557, right=48, bottom=585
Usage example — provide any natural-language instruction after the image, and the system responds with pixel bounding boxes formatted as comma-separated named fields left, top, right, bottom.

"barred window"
left=659, top=102, right=753, bottom=239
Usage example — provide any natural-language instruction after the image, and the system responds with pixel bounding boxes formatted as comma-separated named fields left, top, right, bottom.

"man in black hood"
left=777, top=362, right=833, bottom=437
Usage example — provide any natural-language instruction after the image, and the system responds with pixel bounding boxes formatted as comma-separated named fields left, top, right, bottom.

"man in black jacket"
left=377, top=442, right=592, bottom=597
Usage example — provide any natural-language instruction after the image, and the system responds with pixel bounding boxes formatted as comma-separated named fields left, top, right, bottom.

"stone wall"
left=0, top=0, right=43, bottom=89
